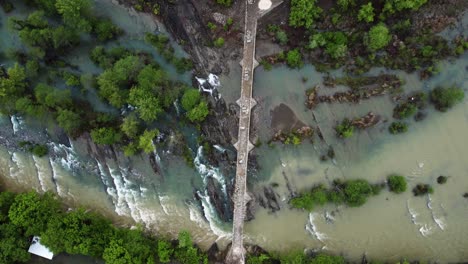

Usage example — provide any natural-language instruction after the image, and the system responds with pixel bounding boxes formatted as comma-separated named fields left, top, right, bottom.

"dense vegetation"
left=0, top=190, right=208, bottom=264
left=387, top=175, right=407, bottom=193
left=0, top=0, right=206, bottom=158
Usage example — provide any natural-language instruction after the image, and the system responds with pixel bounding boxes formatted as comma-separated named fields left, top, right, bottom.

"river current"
left=1, top=1, right=468, bottom=263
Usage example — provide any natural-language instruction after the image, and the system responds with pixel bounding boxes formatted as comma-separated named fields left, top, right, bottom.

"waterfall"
left=195, top=73, right=222, bottom=100
left=48, top=157, right=66, bottom=197
left=197, top=191, right=231, bottom=239
left=10, top=115, right=23, bottom=134
left=194, top=146, right=227, bottom=196
left=173, top=99, right=181, bottom=116
left=32, top=156, right=47, bottom=192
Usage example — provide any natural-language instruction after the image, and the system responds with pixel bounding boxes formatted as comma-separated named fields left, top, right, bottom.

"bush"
left=358, top=2, right=375, bottom=23
left=215, top=0, right=232, bottom=7
left=437, top=175, right=447, bottom=184
left=367, top=23, right=391, bottom=50
left=276, top=30, right=288, bottom=45
left=412, top=184, right=433, bottom=196
left=393, top=102, right=417, bottom=119
left=289, top=0, right=322, bottom=28
left=389, top=121, right=408, bottom=134
left=335, top=118, right=354, bottom=138
left=343, top=179, right=373, bottom=207
left=286, top=49, right=303, bottom=68
left=213, top=37, right=225, bottom=47
left=430, top=86, right=464, bottom=112
left=387, top=175, right=407, bottom=193
left=30, top=144, right=49, bottom=157
left=181, top=89, right=201, bottom=111
left=90, top=127, right=122, bottom=145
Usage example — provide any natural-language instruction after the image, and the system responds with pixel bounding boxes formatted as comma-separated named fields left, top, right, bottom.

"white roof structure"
left=28, top=236, right=54, bottom=260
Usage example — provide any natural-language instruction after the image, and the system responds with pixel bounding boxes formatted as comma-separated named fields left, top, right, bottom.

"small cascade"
left=406, top=199, right=438, bottom=237
left=48, top=157, right=66, bottom=197
left=10, top=115, right=23, bottom=134
left=95, top=158, right=119, bottom=206
left=159, top=195, right=170, bottom=215
left=196, top=73, right=222, bottom=100
left=197, top=190, right=231, bottom=239
left=32, top=156, right=48, bottom=192
left=305, top=212, right=327, bottom=242
left=194, top=146, right=227, bottom=196
left=173, top=99, right=181, bottom=116
left=48, top=142, right=81, bottom=173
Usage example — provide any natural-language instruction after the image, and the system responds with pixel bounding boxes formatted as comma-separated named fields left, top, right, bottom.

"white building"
left=28, top=236, right=54, bottom=260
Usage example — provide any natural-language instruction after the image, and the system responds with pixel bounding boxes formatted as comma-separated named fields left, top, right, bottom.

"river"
left=1, top=1, right=468, bottom=263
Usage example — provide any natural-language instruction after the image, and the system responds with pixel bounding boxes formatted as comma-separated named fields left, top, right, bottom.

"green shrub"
left=289, top=0, right=322, bottom=28
left=215, top=0, right=232, bottom=7
left=213, top=37, right=225, bottom=47
left=367, top=23, right=391, bottom=51
left=343, top=179, right=373, bottom=207
left=276, top=30, right=288, bottom=45
left=30, top=144, right=49, bottom=157
left=335, top=118, right=354, bottom=138
left=387, top=175, right=407, bottom=193
left=207, top=22, right=217, bottom=31
left=430, top=86, right=464, bottom=112
left=358, top=2, right=375, bottom=23
left=310, top=254, right=345, bottom=264
left=412, top=184, right=433, bottom=196
left=389, top=121, right=408, bottom=134
left=393, top=103, right=417, bottom=119
left=286, top=49, right=303, bottom=68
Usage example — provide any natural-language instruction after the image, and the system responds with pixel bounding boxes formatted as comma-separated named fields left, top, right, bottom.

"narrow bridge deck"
left=225, top=1, right=261, bottom=263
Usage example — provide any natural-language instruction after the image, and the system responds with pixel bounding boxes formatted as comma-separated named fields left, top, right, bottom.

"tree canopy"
left=289, top=0, right=322, bottom=29
left=367, top=23, right=391, bottom=50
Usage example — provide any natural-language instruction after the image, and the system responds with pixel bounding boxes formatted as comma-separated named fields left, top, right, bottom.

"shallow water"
left=1, top=1, right=468, bottom=262
left=218, top=51, right=468, bottom=261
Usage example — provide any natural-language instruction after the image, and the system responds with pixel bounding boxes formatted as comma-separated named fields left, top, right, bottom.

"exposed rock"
left=206, top=176, right=231, bottom=221
left=213, top=12, right=227, bottom=25
left=351, top=112, right=380, bottom=129
left=305, top=85, right=319, bottom=109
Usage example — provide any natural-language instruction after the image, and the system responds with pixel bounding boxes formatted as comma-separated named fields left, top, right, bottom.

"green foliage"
left=383, top=0, right=428, bottom=15
left=187, top=101, right=209, bottom=123
left=308, top=32, right=348, bottom=59
left=412, top=184, right=433, bottom=196
left=337, top=0, right=355, bottom=11
left=286, top=49, right=303, bottom=68
left=158, top=240, right=174, bottom=263
left=389, top=121, right=408, bottom=134
left=289, top=0, right=322, bottom=29
left=103, top=228, right=155, bottom=264
left=310, top=254, right=345, bottom=264
left=91, top=127, right=123, bottom=145
left=19, top=142, right=49, bottom=157
left=55, top=0, right=92, bottom=32
left=358, top=2, right=375, bottom=23
left=207, top=22, right=217, bottom=31
left=121, top=114, right=140, bottom=139
left=0, top=63, right=27, bottom=110
left=335, top=118, right=354, bottom=138
left=34, top=83, right=72, bottom=109
left=178, top=231, right=192, bottom=248
left=291, top=185, right=328, bottom=211
left=0, top=1, right=14, bottom=13
left=181, top=89, right=201, bottom=111
left=367, top=23, right=391, bottom=51
left=41, top=208, right=113, bottom=257
left=343, top=179, right=373, bottom=207
left=0, top=222, right=31, bottom=263
left=92, top=18, right=122, bottom=42
left=215, top=0, right=232, bottom=7
left=56, top=109, right=83, bottom=136
left=429, top=86, right=464, bottom=112
left=213, top=37, right=225, bottom=47
left=387, top=175, right=407, bottom=193
left=0, top=192, right=15, bottom=223
left=8, top=191, right=60, bottom=236
left=393, top=102, right=417, bottom=119
left=247, top=253, right=270, bottom=264
left=276, top=30, right=288, bottom=45
left=138, top=129, right=159, bottom=153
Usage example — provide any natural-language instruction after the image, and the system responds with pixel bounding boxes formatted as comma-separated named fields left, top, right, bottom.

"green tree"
left=344, top=179, right=373, bottom=207
left=286, top=49, right=303, bottom=68
left=121, top=114, right=140, bottom=139
left=0, top=192, right=15, bottom=223
left=393, top=103, right=417, bottom=119
left=103, top=239, right=132, bottom=264
left=213, top=37, right=225, bottom=47
left=310, top=254, right=345, bottom=264
left=367, top=23, right=391, bottom=50
left=387, top=175, right=407, bottom=193
left=289, top=0, right=322, bottom=28
left=128, top=87, right=163, bottom=122
left=0, top=63, right=27, bottom=99
left=430, top=86, right=464, bottom=112
left=34, top=83, right=72, bottom=109
left=41, top=209, right=113, bottom=257
left=215, top=0, right=232, bottom=7
left=181, top=89, right=201, bottom=111
left=138, top=129, right=159, bottom=153
left=103, top=228, right=155, bottom=264
left=358, top=2, right=375, bottom=23
left=337, top=0, right=355, bottom=10
left=56, top=109, right=83, bottom=135
left=8, top=191, right=60, bottom=236
left=92, top=19, right=122, bottom=42
left=55, top=0, right=92, bottom=32
left=383, top=0, right=428, bottom=14
left=158, top=240, right=174, bottom=263
left=187, top=101, right=209, bottom=123
left=91, top=127, right=123, bottom=145
left=0, top=223, right=31, bottom=263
